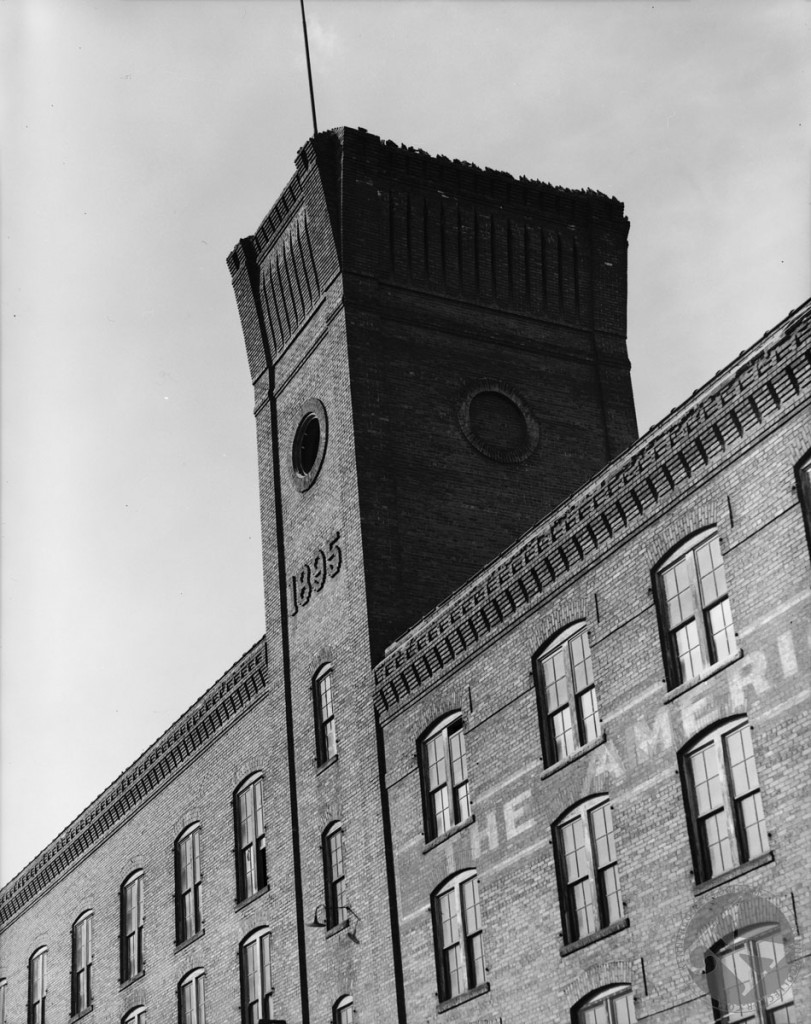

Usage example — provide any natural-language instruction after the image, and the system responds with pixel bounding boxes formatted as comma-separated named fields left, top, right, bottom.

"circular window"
left=458, top=381, right=539, bottom=463
left=289, top=399, right=328, bottom=491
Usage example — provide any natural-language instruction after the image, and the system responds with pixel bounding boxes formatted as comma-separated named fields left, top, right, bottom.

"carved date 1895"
left=289, top=531, right=343, bottom=616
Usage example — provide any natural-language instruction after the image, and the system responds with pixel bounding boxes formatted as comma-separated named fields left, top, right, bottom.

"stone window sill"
left=175, top=928, right=205, bottom=952
left=560, top=916, right=630, bottom=957
left=70, top=1006, right=94, bottom=1022
left=664, top=649, right=744, bottom=704
left=235, top=885, right=269, bottom=912
left=693, top=851, right=774, bottom=895
left=541, top=733, right=607, bottom=780
left=326, top=919, right=350, bottom=939
left=437, top=982, right=490, bottom=1013
left=119, top=970, right=145, bottom=991
left=317, top=754, right=338, bottom=776
left=423, top=816, right=475, bottom=854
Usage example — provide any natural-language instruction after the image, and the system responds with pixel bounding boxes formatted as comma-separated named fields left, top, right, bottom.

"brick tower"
left=227, top=127, right=638, bottom=1023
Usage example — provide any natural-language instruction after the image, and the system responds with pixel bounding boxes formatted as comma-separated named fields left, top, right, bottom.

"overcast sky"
left=1, top=0, right=808, bottom=887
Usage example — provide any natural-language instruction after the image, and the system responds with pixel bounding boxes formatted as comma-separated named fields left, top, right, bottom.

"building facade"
left=1, top=128, right=809, bottom=1024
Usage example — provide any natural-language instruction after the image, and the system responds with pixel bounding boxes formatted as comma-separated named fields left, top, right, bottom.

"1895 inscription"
left=289, top=531, right=343, bottom=616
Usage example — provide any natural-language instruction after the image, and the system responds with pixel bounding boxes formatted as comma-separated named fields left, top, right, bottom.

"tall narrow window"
left=323, top=823, right=346, bottom=929
left=536, top=622, right=600, bottom=765
left=556, top=797, right=623, bottom=943
left=175, top=824, right=203, bottom=943
left=432, top=870, right=486, bottom=1002
left=120, top=871, right=144, bottom=981
left=71, top=911, right=93, bottom=1015
left=333, top=996, right=353, bottom=1024
left=576, top=986, right=637, bottom=1023
left=683, top=718, right=769, bottom=883
left=657, top=530, right=736, bottom=688
left=314, top=664, right=337, bottom=765
left=123, top=1007, right=146, bottom=1024
left=28, top=947, right=47, bottom=1024
left=798, top=452, right=811, bottom=558
left=240, top=928, right=273, bottom=1024
left=707, top=925, right=795, bottom=1023
left=0, top=978, right=6, bottom=1024
left=421, top=714, right=472, bottom=841
left=234, top=774, right=267, bottom=902
left=179, top=968, right=206, bottom=1024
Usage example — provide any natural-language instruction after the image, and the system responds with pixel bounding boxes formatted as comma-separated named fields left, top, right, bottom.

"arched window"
left=240, top=928, right=273, bottom=1024
left=420, top=714, right=472, bottom=841
left=682, top=717, right=768, bottom=883
left=707, top=924, right=795, bottom=1023
left=120, top=870, right=145, bottom=981
left=535, top=622, right=600, bottom=766
left=555, top=796, right=623, bottom=943
left=432, top=870, right=485, bottom=1002
left=313, top=664, right=337, bottom=765
left=657, top=528, right=736, bottom=688
left=175, top=823, right=203, bottom=944
left=122, top=1006, right=146, bottom=1024
left=574, top=985, right=636, bottom=1023
left=28, top=947, right=47, bottom=1024
left=234, top=773, right=267, bottom=902
left=323, top=822, right=346, bottom=929
left=71, top=910, right=93, bottom=1015
left=333, top=995, right=353, bottom=1024
left=178, top=968, right=206, bottom=1024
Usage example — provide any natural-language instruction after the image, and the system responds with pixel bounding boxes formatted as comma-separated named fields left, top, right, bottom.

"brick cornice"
left=0, top=639, right=268, bottom=927
left=374, top=300, right=811, bottom=715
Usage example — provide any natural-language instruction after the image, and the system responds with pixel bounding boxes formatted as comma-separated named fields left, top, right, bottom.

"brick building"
left=1, top=128, right=809, bottom=1024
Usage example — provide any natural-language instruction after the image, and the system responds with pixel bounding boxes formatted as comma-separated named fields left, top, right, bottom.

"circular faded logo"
left=676, top=885, right=805, bottom=1014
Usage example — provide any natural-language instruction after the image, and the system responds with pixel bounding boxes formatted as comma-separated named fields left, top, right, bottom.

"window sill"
left=70, top=1006, right=94, bottom=1021
left=119, top=971, right=145, bottom=991
left=541, top=733, right=606, bottom=780
left=437, top=982, right=490, bottom=1013
left=423, top=815, right=475, bottom=853
left=693, top=851, right=774, bottom=895
left=663, top=649, right=744, bottom=703
left=316, top=754, right=338, bottom=775
left=560, top=916, right=630, bottom=957
left=326, top=919, right=350, bottom=939
left=175, top=928, right=205, bottom=952
left=235, top=885, right=269, bottom=911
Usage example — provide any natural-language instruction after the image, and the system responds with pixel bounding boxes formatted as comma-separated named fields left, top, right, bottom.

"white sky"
left=1, top=0, right=808, bottom=887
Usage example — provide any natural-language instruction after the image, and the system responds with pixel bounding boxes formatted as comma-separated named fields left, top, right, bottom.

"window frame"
left=71, top=910, right=93, bottom=1016
left=555, top=796, right=624, bottom=944
left=0, top=977, right=6, bottom=1024
left=682, top=717, right=769, bottom=884
left=239, top=927, right=273, bottom=1024
left=432, top=869, right=486, bottom=1003
left=421, top=713, right=472, bottom=842
left=535, top=622, right=601, bottom=766
left=175, top=823, right=203, bottom=944
left=120, top=870, right=145, bottom=983
left=28, top=947, right=47, bottom=1024
left=656, top=528, right=737, bottom=689
left=574, top=984, right=637, bottom=1024
left=796, top=450, right=811, bottom=560
left=122, top=1007, right=146, bottom=1024
left=178, top=968, right=206, bottom=1024
left=707, top=923, right=795, bottom=1023
left=234, top=773, right=268, bottom=903
left=313, top=663, right=337, bottom=766
left=323, top=822, right=346, bottom=929
left=333, top=995, right=353, bottom=1024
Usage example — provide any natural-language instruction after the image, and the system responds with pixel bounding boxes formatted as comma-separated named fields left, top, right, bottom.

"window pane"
left=448, top=729, right=467, bottom=790
left=708, top=598, right=736, bottom=661
left=426, top=735, right=447, bottom=789
left=690, top=745, right=723, bottom=815
left=739, top=792, right=768, bottom=860
left=467, top=932, right=485, bottom=987
left=613, top=991, right=636, bottom=1024
left=438, top=890, right=459, bottom=946
left=727, top=727, right=759, bottom=796
left=552, top=706, right=576, bottom=760
left=461, top=878, right=481, bottom=935
left=433, top=787, right=451, bottom=836
left=543, top=648, right=568, bottom=710
left=455, top=780, right=471, bottom=822
left=663, top=558, right=694, bottom=625
left=571, top=879, right=597, bottom=937
left=600, top=864, right=622, bottom=923
left=697, top=537, right=727, bottom=604
left=675, top=620, right=703, bottom=680
left=579, top=688, right=600, bottom=744
left=570, top=631, right=593, bottom=692
left=703, top=811, right=735, bottom=876
left=590, top=803, right=616, bottom=867
left=561, top=818, right=589, bottom=881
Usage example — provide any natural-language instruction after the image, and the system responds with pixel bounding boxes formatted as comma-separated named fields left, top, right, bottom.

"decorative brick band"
left=374, top=301, right=811, bottom=714
left=0, top=640, right=268, bottom=926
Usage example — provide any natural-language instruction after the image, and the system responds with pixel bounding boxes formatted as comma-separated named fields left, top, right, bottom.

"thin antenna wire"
left=299, top=0, right=319, bottom=136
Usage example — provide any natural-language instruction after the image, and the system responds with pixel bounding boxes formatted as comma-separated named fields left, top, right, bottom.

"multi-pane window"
left=536, top=623, right=600, bottom=765
left=179, top=969, right=206, bottom=1024
left=707, top=925, right=795, bottom=1023
left=71, top=911, right=93, bottom=1014
left=576, top=986, right=637, bottom=1024
left=28, top=947, right=47, bottom=1024
left=240, top=928, right=273, bottom=1024
left=422, top=715, right=472, bottom=841
left=333, top=996, right=353, bottom=1024
left=235, top=774, right=267, bottom=902
left=658, top=530, right=736, bottom=687
left=556, top=797, right=623, bottom=943
left=314, top=664, right=337, bottom=764
left=433, top=870, right=486, bottom=1002
left=175, top=824, right=203, bottom=943
left=123, top=1007, right=146, bottom=1024
left=683, top=719, right=769, bottom=883
left=323, top=823, right=346, bottom=929
left=120, top=871, right=144, bottom=981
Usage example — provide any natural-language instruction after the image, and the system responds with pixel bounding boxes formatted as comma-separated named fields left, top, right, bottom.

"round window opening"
left=289, top=399, right=328, bottom=492
left=459, top=381, right=539, bottom=463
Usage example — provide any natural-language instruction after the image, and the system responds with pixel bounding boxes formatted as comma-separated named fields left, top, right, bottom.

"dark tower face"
left=227, top=127, right=637, bottom=1022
